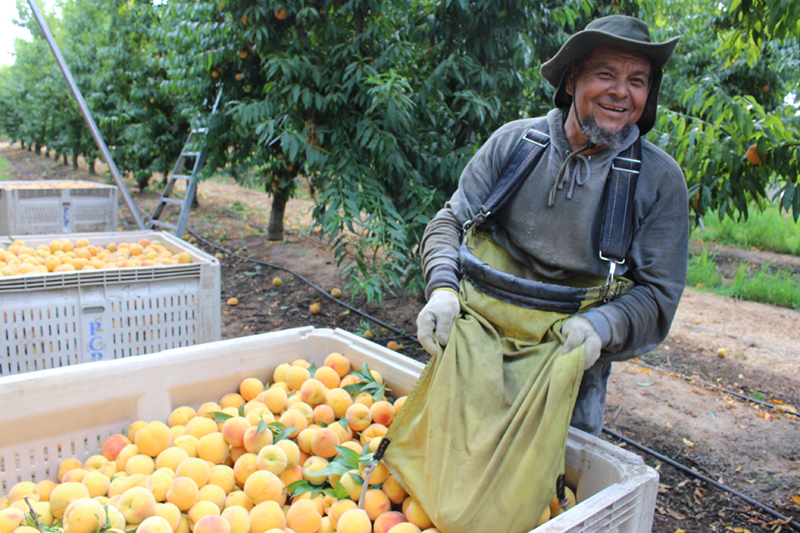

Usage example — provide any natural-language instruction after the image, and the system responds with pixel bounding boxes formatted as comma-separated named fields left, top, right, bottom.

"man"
left=417, top=15, right=688, bottom=436
left=383, top=16, right=687, bottom=533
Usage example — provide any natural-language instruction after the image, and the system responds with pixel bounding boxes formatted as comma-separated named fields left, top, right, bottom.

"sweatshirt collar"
left=546, top=108, right=640, bottom=166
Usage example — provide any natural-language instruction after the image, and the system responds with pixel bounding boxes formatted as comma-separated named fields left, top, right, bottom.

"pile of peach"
left=0, top=353, right=443, bottom=533
left=0, top=237, right=192, bottom=277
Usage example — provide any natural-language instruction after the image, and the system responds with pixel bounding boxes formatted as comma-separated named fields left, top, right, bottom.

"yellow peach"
left=222, top=417, right=252, bottom=448
left=258, top=388, right=288, bottom=415
left=128, top=421, right=148, bottom=442
left=278, top=465, right=304, bottom=489
left=272, top=363, right=292, bottom=384
left=336, top=508, right=371, bottom=533
left=187, top=501, right=220, bottom=529
left=301, top=456, right=329, bottom=486
left=239, top=378, right=265, bottom=402
left=81, top=471, right=110, bottom=498
left=58, top=458, right=85, bottom=482
left=381, top=475, right=407, bottom=505
left=135, top=421, right=173, bottom=458
left=323, top=353, right=351, bottom=378
left=243, top=471, right=283, bottom=504
left=233, top=453, right=259, bottom=487
left=310, top=428, right=340, bottom=458
left=102, top=434, right=132, bottom=461
left=373, top=511, right=408, bottom=533
left=118, top=486, right=157, bottom=525
left=362, top=489, right=391, bottom=521
left=404, top=498, right=433, bottom=529
left=256, top=445, right=288, bottom=476
left=345, top=404, right=372, bottom=432
left=185, top=417, right=219, bottom=440
left=126, top=454, right=156, bottom=476
left=285, top=367, right=310, bottom=392
left=225, top=491, right=254, bottom=512
left=62, top=498, right=107, bottom=533
left=275, top=440, right=301, bottom=469
left=198, top=484, right=227, bottom=510
left=176, top=457, right=211, bottom=488
left=299, top=379, right=328, bottom=407
left=147, top=469, right=175, bottom=502
left=208, top=465, right=236, bottom=495
left=156, top=447, right=189, bottom=473
left=165, top=477, right=199, bottom=512
left=136, top=515, right=173, bottom=533
left=0, top=508, right=26, bottom=533
left=248, top=501, right=286, bottom=533
left=219, top=393, right=245, bottom=410
left=168, top=406, right=198, bottom=427
left=324, top=389, right=353, bottom=419
left=154, top=502, right=182, bottom=532
left=278, top=410, right=308, bottom=439
left=243, top=425, right=274, bottom=454
left=49, top=482, right=90, bottom=520
left=116, top=444, right=141, bottom=472
left=221, top=505, right=250, bottom=533
left=37, top=479, right=58, bottom=502
left=7, top=482, right=39, bottom=505
left=286, top=499, right=321, bottom=533
left=172, top=435, right=200, bottom=458
left=198, top=402, right=222, bottom=419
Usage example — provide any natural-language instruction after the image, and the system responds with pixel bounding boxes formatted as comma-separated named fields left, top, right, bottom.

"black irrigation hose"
left=635, top=359, right=800, bottom=418
left=602, top=427, right=800, bottom=531
left=185, top=227, right=415, bottom=342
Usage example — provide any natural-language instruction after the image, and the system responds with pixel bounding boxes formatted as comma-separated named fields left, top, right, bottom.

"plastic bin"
left=0, top=230, right=221, bottom=375
left=0, top=180, right=119, bottom=235
left=0, top=327, right=657, bottom=532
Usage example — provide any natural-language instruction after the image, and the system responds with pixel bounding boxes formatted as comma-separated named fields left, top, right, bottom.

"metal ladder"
left=148, top=90, right=222, bottom=237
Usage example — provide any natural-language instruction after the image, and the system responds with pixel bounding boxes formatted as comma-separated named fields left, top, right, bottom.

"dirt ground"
left=2, top=142, right=799, bottom=533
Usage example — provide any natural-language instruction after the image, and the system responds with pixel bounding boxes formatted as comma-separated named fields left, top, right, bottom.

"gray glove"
left=417, top=289, right=460, bottom=356
left=561, top=316, right=602, bottom=370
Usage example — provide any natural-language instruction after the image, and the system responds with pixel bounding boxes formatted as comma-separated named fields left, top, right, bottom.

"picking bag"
left=384, top=228, right=618, bottom=533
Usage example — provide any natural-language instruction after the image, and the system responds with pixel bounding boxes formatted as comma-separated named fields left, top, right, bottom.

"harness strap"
left=460, top=119, right=643, bottom=304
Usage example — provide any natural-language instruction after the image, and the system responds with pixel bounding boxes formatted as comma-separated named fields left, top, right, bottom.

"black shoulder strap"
left=599, top=138, right=642, bottom=265
left=462, top=122, right=551, bottom=232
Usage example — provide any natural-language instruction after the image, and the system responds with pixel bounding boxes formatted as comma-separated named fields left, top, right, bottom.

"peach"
left=193, top=514, right=231, bottom=533
left=345, top=404, right=372, bottom=432
left=219, top=393, right=246, bottom=410
left=225, top=491, right=254, bottom=511
left=319, top=516, right=335, bottom=533
left=363, top=461, right=389, bottom=486
left=338, top=471, right=363, bottom=502
left=243, top=471, right=284, bottom=504
left=19, top=501, right=53, bottom=526
left=115, top=444, right=141, bottom=471
left=374, top=511, right=408, bottom=533
left=61, top=468, right=89, bottom=483
left=292, top=359, right=312, bottom=369
left=177, top=513, right=191, bottom=533
left=404, top=499, right=433, bottom=529
left=549, top=487, right=576, bottom=518
left=168, top=406, right=197, bottom=427
left=37, top=479, right=58, bottom=502
left=536, top=505, right=551, bottom=526
left=221, top=505, right=250, bottom=533
left=387, top=524, right=422, bottom=533
left=126, top=454, right=156, bottom=476
left=275, top=440, right=301, bottom=469
left=323, top=353, right=350, bottom=378
left=285, top=393, right=303, bottom=409
left=272, top=363, right=292, bottom=384
left=172, top=435, right=200, bottom=458
left=288, top=403, right=314, bottom=426
left=63, top=498, right=107, bottom=533
left=122, top=473, right=149, bottom=491
left=249, top=501, right=286, bottom=533
left=199, top=432, right=231, bottom=465
left=222, top=417, right=252, bottom=448
left=154, top=502, right=182, bottom=532
left=339, top=375, right=360, bottom=389
left=208, top=464, right=236, bottom=494
left=156, top=447, right=189, bottom=472
left=49, top=482, right=90, bottom=519
left=328, top=499, right=357, bottom=530
left=324, top=389, right=353, bottom=419
left=313, top=366, right=341, bottom=390
left=243, top=401, right=269, bottom=417
left=198, top=484, right=227, bottom=510
left=257, top=445, right=288, bottom=476
left=258, top=388, right=288, bottom=415
left=171, top=425, right=187, bottom=440
left=186, top=417, right=219, bottom=440
left=84, top=455, right=109, bottom=471
left=58, top=458, right=85, bottom=482
left=118, top=486, right=157, bottom=525
left=176, top=457, right=211, bottom=488
left=360, top=424, right=388, bottom=447
left=82, top=471, right=111, bottom=498
left=310, top=428, right=340, bottom=458
left=278, top=464, right=304, bottom=489
left=128, top=421, right=148, bottom=442
left=381, top=476, right=407, bottom=505
left=329, top=420, right=354, bottom=444
left=285, top=367, right=311, bottom=392
left=369, top=401, right=396, bottom=427
left=243, top=425, right=274, bottom=454
left=233, top=453, right=259, bottom=487
left=135, top=516, right=173, bottom=533
left=362, top=489, right=391, bottom=521
left=166, top=477, right=199, bottom=511
left=0, top=508, right=26, bottom=533
left=105, top=505, right=126, bottom=529
left=336, top=508, right=371, bottom=533
left=299, top=379, right=328, bottom=406
left=148, top=470, right=175, bottom=502
left=301, top=456, right=329, bottom=486
left=7, top=481, right=39, bottom=505
left=136, top=421, right=173, bottom=458
left=286, top=500, right=321, bottom=533
left=312, top=405, right=336, bottom=426
left=240, top=378, right=266, bottom=402
left=295, top=428, right=318, bottom=455
left=245, top=408, right=275, bottom=428
left=188, top=501, right=221, bottom=528
left=198, top=402, right=222, bottom=419
left=270, top=381, right=292, bottom=394
left=278, top=410, right=308, bottom=439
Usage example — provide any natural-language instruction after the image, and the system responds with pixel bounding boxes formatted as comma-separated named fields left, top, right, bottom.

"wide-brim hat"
left=541, top=15, right=680, bottom=135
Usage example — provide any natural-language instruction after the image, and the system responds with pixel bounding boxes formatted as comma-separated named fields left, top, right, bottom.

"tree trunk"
left=63, top=153, right=68, bottom=165
left=20, top=140, right=25, bottom=149
left=88, top=158, right=96, bottom=175
left=267, top=188, right=290, bottom=241
left=34, top=144, right=42, bottom=155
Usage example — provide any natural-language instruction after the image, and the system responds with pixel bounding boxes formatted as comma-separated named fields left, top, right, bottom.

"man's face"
left=566, top=46, right=651, bottom=138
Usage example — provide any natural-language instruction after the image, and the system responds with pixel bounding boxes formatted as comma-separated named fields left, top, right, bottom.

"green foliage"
left=686, top=247, right=723, bottom=289
left=692, top=205, right=800, bottom=255
left=727, top=263, right=800, bottom=310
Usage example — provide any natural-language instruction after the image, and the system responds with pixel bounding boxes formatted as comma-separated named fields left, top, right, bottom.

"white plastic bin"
left=0, top=230, right=221, bottom=375
left=0, top=327, right=657, bottom=532
left=0, top=180, right=119, bottom=235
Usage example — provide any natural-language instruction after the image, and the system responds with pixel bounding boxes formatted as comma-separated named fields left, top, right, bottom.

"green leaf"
left=213, top=412, right=234, bottom=422
left=238, top=404, right=245, bottom=417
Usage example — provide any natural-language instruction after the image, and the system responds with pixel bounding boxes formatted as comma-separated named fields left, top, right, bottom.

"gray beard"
left=580, top=114, right=632, bottom=151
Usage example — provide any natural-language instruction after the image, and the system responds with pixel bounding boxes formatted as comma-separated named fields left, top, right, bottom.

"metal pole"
left=27, top=0, right=146, bottom=230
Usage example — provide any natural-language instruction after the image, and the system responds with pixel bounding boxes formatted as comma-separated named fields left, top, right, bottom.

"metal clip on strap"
left=358, top=438, right=391, bottom=510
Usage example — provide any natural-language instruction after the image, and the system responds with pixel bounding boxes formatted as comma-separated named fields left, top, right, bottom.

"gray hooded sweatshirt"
left=420, top=108, right=689, bottom=360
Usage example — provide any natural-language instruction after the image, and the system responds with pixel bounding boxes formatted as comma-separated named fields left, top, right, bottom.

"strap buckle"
left=462, top=206, right=491, bottom=233
left=599, top=253, right=625, bottom=302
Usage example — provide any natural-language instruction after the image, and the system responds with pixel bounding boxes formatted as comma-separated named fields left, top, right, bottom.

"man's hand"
left=561, top=316, right=602, bottom=370
left=417, top=289, right=460, bottom=356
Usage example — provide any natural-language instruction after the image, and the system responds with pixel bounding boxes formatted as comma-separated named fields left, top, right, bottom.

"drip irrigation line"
left=634, top=359, right=799, bottom=418
left=185, top=227, right=412, bottom=341
left=601, top=427, right=800, bottom=531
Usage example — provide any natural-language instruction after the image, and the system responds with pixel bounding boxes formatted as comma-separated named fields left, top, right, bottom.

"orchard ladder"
left=148, top=89, right=222, bottom=237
